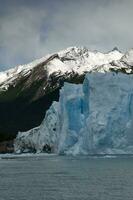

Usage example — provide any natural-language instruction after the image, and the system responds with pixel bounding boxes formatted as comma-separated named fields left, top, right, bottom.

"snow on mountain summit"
left=121, top=49, right=133, bottom=66
left=0, top=46, right=123, bottom=91
left=58, top=46, right=123, bottom=72
left=0, top=53, right=51, bottom=89
left=46, top=46, right=123, bottom=76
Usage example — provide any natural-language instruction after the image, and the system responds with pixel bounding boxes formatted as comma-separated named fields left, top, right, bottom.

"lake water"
left=0, top=155, right=133, bottom=200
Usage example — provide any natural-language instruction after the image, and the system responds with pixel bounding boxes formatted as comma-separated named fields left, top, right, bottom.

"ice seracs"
left=15, top=72, right=133, bottom=155
left=15, top=102, right=58, bottom=153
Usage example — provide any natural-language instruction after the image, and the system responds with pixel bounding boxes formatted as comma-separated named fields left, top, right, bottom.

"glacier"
left=15, top=72, right=133, bottom=155
left=15, top=101, right=59, bottom=153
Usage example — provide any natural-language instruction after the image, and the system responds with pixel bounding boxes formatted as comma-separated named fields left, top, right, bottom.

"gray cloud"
left=0, top=0, right=133, bottom=69
left=46, top=0, right=133, bottom=52
left=0, top=5, right=48, bottom=68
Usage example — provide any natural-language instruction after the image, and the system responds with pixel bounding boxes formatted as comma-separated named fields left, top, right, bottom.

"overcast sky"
left=0, top=0, right=133, bottom=70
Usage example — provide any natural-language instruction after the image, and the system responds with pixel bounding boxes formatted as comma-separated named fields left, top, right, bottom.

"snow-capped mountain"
left=0, top=46, right=132, bottom=142
left=0, top=46, right=123, bottom=91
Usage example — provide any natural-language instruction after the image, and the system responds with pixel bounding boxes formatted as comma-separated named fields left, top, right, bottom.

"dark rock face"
left=0, top=63, right=85, bottom=142
left=0, top=140, right=14, bottom=153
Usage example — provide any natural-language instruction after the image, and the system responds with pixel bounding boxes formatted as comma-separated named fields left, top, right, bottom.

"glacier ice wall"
left=15, top=72, right=133, bottom=155
left=14, top=102, right=59, bottom=153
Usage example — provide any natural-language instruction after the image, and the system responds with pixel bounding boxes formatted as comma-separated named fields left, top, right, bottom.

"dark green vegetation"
left=0, top=64, right=85, bottom=142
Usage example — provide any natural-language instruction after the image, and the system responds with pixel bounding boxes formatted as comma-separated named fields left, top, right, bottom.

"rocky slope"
left=0, top=46, right=126, bottom=141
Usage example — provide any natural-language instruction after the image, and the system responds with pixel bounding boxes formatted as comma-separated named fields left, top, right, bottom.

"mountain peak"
left=0, top=46, right=123, bottom=90
left=121, top=49, right=133, bottom=65
left=112, top=47, right=120, bottom=52
left=58, top=46, right=88, bottom=57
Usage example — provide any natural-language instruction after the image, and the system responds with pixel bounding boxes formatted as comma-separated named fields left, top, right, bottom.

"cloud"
left=0, top=0, right=133, bottom=69
left=45, top=0, right=133, bottom=52
left=0, top=4, right=48, bottom=68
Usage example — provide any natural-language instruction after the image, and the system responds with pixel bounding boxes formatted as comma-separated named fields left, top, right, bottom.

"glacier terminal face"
left=14, top=102, right=59, bottom=153
left=15, top=72, right=133, bottom=155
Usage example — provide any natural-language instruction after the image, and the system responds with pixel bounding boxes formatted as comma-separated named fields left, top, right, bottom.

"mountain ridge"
left=0, top=46, right=123, bottom=91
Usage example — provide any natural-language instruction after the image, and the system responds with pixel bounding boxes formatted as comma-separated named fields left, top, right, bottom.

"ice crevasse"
left=15, top=72, right=133, bottom=155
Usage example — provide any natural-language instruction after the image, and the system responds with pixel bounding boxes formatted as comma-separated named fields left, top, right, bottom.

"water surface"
left=0, top=155, right=133, bottom=200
